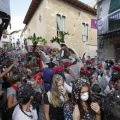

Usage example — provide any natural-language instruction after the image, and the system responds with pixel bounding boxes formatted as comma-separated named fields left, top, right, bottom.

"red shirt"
left=34, top=72, right=42, bottom=84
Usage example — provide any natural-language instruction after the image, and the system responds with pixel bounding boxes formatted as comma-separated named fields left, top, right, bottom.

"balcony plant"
left=50, top=31, right=69, bottom=45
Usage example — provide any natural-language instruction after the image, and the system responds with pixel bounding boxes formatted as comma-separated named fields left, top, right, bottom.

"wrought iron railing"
left=98, top=9, right=120, bottom=35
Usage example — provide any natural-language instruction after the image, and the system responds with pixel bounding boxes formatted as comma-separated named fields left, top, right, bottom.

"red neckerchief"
left=11, top=85, right=18, bottom=90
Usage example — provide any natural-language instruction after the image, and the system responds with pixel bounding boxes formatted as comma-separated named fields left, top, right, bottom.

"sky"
left=80, top=0, right=93, bottom=4
left=10, top=0, right=93, bottom=32
left=10, top=0, right=32, bottom=31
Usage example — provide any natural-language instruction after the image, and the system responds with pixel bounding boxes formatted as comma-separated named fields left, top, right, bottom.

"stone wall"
left=98, top=39, right=115, bottom=61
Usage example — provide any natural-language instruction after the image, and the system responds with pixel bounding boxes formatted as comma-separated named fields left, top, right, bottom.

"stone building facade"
left=22, top=0, right=97, bottom=58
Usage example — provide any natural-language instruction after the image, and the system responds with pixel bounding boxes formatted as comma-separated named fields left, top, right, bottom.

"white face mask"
left=80, top=92, right=89, bottom=101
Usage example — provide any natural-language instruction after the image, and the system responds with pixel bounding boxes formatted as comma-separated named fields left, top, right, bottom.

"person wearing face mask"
left=44, top=74, right=68, bottom=120
left=64, top=77, right=101, bottom=120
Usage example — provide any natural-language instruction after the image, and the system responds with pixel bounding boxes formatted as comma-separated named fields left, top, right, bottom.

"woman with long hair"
left=7, top=73, right=20, bottom=109
left=3, top=73, right=21, bottom=120
left=64, top=77, right=101, bottom=120
left=44, top=74, right=68, bottom=120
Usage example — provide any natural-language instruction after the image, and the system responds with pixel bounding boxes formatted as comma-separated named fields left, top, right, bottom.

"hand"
left=12, top=60, right=17, bottom=65
left=91, top=102, right=100, bottom=114
left=108, top=88, right=114, bottom=94
left=61, top=87, right=67, bottom=96
left=73, top=105, right=80, bottom=120
left=36, top=76, right=39, bottom=81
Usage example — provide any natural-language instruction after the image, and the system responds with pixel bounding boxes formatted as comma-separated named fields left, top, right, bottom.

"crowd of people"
left=0, top=42, right=120, bottom=120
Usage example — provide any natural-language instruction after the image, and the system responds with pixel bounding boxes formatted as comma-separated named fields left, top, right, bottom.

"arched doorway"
left=68, top=48, right=79, bottom=58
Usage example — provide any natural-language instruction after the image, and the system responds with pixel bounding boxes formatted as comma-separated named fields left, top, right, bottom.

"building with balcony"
left=97, top=0, right=120, bottom=62
left=22, top=0, right=97, bottom=58
left=0, top=25, right=11, bottom=48
left=10, top=29, right=23, bottom=50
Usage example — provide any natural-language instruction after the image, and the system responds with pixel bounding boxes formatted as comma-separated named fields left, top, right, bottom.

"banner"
left=91, top=19, right=97, bottom=29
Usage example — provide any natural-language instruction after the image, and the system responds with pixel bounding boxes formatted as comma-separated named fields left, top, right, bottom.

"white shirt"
left=12, top=105, right=35, bottom=120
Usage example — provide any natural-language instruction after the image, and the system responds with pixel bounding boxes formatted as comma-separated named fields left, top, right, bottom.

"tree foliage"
left=28, top=36, right=47, bottom=45
left=50, top=31, right=69, bottom=44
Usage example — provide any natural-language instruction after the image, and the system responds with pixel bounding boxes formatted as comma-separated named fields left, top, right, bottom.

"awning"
left=27, top=45, right=52, bottom=52
left=0, top=0, right=11, bottom=15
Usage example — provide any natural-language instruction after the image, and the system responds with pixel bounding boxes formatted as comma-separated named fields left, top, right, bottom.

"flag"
left=91, top=19, right=97, bottom=29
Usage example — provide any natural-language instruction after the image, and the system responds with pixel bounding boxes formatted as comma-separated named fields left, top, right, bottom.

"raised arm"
left=0, top=60, right=16, bottom=79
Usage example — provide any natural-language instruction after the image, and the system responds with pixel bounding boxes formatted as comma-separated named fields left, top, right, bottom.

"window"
left=109, top=0, right=120, bottom=13
left=82, top=23, right=88, bottom=42
left=56, top=14, right=65, bottom=35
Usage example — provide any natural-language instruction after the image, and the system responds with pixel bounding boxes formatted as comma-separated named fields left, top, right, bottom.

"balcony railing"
left=98, top=9, right=120, bottom=35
